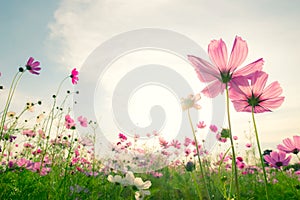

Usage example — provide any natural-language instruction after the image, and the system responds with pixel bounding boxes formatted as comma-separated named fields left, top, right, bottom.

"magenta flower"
left=70, top=68, right=79, bottom=84
left=188, top=36, right=264, bottom=97
left=264, top=151, right=291, bottom=169
left=277, top=135, right=300, bottom=154
left=78, top=116, right=88, bottom=127
left=118, top=133, right=127, bottom=141
left=26, top=57, right=41, bottom=75
left=230, top=71, right=284, bottom=113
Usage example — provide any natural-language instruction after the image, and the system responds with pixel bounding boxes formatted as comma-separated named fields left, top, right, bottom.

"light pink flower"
left=264, top=151, right=291, bottom=169
left=188, top=36, right=264, bottom=97
left=170, top=139, right=181, bottom=149
left=230, top=71, right=284, bottom=113
left=78, top=116, right=88, bottom=127
left=277, top=135, right=300, bottom=154
left=181, top=94, right=201, bottom=110
left=70, top=68, right=79, bottom=84
left=233, top=136, right=238, bottom=140
left=26, top=57, right=41, bottom=75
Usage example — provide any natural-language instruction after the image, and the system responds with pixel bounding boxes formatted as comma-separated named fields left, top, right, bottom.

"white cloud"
left=46, top=0, right=300, bottom=148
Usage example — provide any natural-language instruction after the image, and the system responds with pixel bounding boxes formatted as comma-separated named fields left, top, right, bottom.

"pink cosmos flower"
left=188, top=36, right=264, bottom=98
left=26, top=57, right=41, bottom=75
left=233, top=136, right=238, bottom=140
left=277, top=135, right=300, bottom=154
left=197, top=121, right=206, bottom=129
left=170, top=139, right=181, bottom=149
left=78, top=116, right=88, bottom=127
left=159, top=137, right=169, bottom=149
left=65, top=114, right=76, bottom=129
left=229, top=71, right=284, bottom=113
left=71, top=68, right=79, bottom=84
left=209, top=125, right=218, bottom=133
left=264, top=151, right=291, bottom=169
left=184, top=137, right=192, bottom=147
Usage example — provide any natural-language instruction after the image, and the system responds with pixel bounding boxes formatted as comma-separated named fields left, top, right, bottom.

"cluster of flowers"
left=108, top=171, right=152, bottom=200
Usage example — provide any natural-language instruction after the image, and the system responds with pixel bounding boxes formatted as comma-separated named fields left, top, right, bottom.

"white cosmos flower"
left=107, top=174, right=122, bottom=183
left=134, top=177, right=152, bottom=190
left=181, top=93, right=201, bottom=111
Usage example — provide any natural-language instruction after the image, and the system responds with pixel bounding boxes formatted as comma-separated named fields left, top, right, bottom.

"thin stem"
left=187, top=108, right=210, bottom=200
left=225, top=85, right=240, bottom=199
left=251, top=107, right=269, bottom=200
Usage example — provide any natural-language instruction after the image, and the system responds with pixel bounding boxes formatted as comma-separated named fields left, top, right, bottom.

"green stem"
left=187, top=108, right=210, bottom=200
left=225, top=85, right=240, bottom=199
left=251, top=107, right=269, bottom=200
left=0, top=72, right=23, bottom=138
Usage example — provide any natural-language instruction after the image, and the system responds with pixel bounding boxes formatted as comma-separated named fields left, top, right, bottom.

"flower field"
left=1, top=37, right=300, bottom=200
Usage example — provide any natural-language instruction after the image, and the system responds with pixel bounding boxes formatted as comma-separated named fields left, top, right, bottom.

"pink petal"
left=27, top=57, right=34, bottom=65
left=231, top=100, right=251, bottom=112
left=277, top=144, right=292, bottom=153
left=251, top=71, right=268, bottom=96
left=253, top=106, right=270, bottom=113
left=233, top=58, right=264, bottom=77
left=260, top=81, right=283, bottom=100
left=293, top=136, right=300, bottom=149
left=227, top=36, right=248, bottom=72
left=208, top=39, right=228, bottom=72
left=230, top=76, right=251, bottom=97
left=201, top=80, right=225, bottom=98
left=259, top=97, right=284, bottom=110
left=278, top=151, right=287, bottom=161
left=282, top=155, right=292, bottom=166
left=31, top=61, right=40, bottom=67
left=282, top=138, right=294, bottom=149
left=188, top=55, right=220, bottom=82
left=264, top=155, right=275, bottom=166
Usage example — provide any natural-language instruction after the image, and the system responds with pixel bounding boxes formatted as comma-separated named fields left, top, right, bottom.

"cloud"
left=46, top=0, right=300, bottom=147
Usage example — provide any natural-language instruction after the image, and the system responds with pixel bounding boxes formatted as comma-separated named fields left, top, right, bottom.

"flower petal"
left=260, top=81, right=283, bottom=100
left=188, top=55, right=220, bottom=82
left=208, top=39, right=228, bottom=72
left=233, top=58, right=264, bottom=77
left=259, top=96, right=284, bottom=110
left=201, top=80, right=225, bottom=98
left=227, top=36, right=248, bottom=72
left=251, top=71, right=268, bottom=96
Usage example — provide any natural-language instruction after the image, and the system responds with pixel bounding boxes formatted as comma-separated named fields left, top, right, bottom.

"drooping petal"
left=231, top=100, right=251, bottom=112
left=251, top=71, right=268, bottom=96
left=253, top=105, right=270, bottom=113
left=208, top=39, right=228, bottom=72
left=201, top=80, right=225, bottom=98
left=259, top=96, right=284, bottom=110
left=233, top=58, right=264, bottom=77
left=188, top=55, right=220, bottom=82
left=227, top=36, right=248, bottom=72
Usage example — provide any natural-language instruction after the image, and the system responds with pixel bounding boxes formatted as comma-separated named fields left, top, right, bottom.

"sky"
left=0, top=0, right=300, bottom=155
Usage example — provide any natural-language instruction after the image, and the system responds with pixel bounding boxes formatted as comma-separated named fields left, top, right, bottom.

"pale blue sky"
left=1, top=0, right=300, bottom=152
